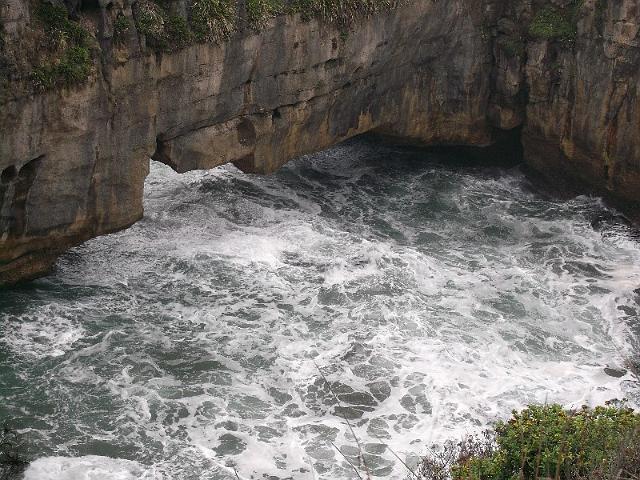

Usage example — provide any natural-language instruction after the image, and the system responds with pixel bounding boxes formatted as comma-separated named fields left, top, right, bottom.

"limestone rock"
left=1, top=0, right=639, bottom=286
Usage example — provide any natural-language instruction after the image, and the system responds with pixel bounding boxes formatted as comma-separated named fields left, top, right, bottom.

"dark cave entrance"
left=369, top=125, right=524, bottom=169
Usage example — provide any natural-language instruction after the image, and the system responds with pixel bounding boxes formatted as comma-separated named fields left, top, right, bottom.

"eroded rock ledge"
left=1, top=0, right=639, bottom=286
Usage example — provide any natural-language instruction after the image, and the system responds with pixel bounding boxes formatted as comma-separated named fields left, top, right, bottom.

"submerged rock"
left=604, top=366, right=628, bottom=378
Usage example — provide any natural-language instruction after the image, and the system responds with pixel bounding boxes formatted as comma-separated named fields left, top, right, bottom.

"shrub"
left=190, top=0, right=236, bottom=42
left=289, top=0, right=401, bottom=28
left=246, top=0, right=283, bottom=29
left=31, top=45, right=92, bottom=90
left=132, top=0, right=404, bottom=51
left=114, top=13, right=131, bottom=42
left=529, top=7, right=577, bottom=43
left=418, top=432, right=497, bottom=480
left=55, top=45, right=91, bottom=85
left=166, top=15, right=193, bottom=49
left=31, top=1, right=93, bottom=91
left=416, top=403, right=640, bottom=480
left=35, top=2, right=90, bottom=48
left=134, top=0, right=235, bottom=50
left=134, top=0, right=168, bottom=49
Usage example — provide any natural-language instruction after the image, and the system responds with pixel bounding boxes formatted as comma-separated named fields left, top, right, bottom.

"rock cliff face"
left=0, top=0, right=638, bottom=286
left=523, top=0, right=640, bottom=206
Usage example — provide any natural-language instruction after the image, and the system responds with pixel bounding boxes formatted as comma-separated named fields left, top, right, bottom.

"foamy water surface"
left=1, top=138, right=639, bottom=479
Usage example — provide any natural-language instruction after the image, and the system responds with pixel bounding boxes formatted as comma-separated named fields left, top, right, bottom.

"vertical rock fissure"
left=1, top=156, right=44, bottom=239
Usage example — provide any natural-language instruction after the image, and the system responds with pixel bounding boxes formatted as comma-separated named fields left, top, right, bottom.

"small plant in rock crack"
left=0, top=425, right=28, bottom=480
left=114, top=13, right=131, bottom=43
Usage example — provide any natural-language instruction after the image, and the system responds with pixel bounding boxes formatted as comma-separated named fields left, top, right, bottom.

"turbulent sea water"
left=1, top=138, right=639, bottom=479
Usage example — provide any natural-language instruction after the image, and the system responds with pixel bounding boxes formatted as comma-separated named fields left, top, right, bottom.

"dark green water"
left=1, top=139, right=639, bottom=479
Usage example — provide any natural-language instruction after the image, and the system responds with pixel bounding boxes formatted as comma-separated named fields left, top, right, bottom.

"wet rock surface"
left=604, top=366, right=628, bottom=378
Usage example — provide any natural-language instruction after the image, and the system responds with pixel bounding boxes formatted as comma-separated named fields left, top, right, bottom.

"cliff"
left=0, top=0, right=638, bottom=286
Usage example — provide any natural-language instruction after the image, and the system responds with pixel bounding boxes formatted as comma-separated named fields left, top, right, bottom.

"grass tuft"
left=288, top=0, right=403, bottom=28
left=114, top=13, right=131, bottom=43
left=22, top=0, right=406, bottom=89
left=30, top=1, right=93, bottom=91
left=190, top=0, right=236, bottom=42
left=246, top=0, right=284, bottom=30
left=132, top=0, right=405, bottom=51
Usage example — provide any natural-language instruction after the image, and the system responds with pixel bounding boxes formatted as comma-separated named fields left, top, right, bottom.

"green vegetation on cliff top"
left=30, top=2, right=93, bottom=91
left=23, top=0, right=403, bottom=90
left=190, top=0, right=236, bottom=41
left=133, top=0, right=404, bottom=51
left=245, top=0, right=406, bottom=31
left=21, top=0, right=586, bottom=91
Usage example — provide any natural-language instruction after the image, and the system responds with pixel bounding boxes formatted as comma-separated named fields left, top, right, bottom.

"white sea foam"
left=23, top=455, right=155, bottom=480
left=2, top=139, right=639, bottom=479
left=1, top=305, right=86, bottom=359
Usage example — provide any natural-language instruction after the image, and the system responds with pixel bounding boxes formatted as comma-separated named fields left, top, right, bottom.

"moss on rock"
left=30, top=1, right=94, bottom=91
left=528, top=1, right=583, bottom=45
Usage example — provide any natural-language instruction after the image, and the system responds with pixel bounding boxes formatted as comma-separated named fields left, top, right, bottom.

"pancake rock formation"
left=1, top=0, right=639, bottom=285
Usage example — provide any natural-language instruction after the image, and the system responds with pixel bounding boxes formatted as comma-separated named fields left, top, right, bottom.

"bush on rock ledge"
left=416, top=403, right=640, bottom=480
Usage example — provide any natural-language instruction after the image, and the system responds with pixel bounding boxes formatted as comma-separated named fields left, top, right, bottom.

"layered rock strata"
left=0, top=0, right=638, bottom=285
